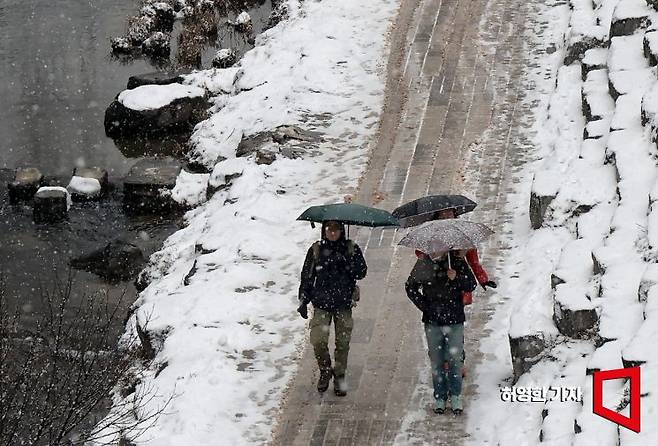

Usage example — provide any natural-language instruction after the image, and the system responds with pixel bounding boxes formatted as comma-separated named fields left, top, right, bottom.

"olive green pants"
left=309, top=307, right=353, bottom=378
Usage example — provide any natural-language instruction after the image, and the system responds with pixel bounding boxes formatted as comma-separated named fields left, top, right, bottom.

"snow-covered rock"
left=33, top=186, right=70, bottom=223
left=110, top=36, right=133, bottom=54
left=641, top=80, right=658, bottom=133
left=610, top=0, right=650, bottom=37
left=208, top=157, right=248, bottom=192
left=643, top=30, right=658, bottom=65
left=170, top=170, right=210, bottom=207
left=211, top=48, right=237, bottom=68
left=234, top=11, right=253, bottom=33
left=582, top=69, right=615, bottom=121
left=118, top=83, right=204, bottom=111
left=127, top=15, right=155, bottom=45
left=609, top=34, right=649, bottom=73
left=105, top=83, right=207, bottom=136
left=581, top=48, right=608, bottom=80
left=67, top=176, right=102, bottom=201
left=608, top=67, right=654, bottom=98
left=142, top=31, right=171, bottom=57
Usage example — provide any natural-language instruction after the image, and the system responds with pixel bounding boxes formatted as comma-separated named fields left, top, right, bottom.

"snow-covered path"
left=271, top=0, right=544, bottom=443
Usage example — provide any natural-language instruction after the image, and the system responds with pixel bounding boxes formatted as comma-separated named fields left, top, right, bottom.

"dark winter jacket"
left=298, top=222, right=367, bottom=312
left=405, top=251, right=476, bottom=325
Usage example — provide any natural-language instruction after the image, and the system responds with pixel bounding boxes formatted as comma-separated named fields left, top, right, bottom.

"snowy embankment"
left=472, top=0, right=658, bottom=444
left=97, top=0, right=399, bottom=444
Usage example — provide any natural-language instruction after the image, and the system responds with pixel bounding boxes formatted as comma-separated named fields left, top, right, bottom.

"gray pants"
left=310, top=308, right=354, bottom=378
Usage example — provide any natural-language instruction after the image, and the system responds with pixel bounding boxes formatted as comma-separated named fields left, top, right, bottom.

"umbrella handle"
left=448, top=252, right=451, bottom=270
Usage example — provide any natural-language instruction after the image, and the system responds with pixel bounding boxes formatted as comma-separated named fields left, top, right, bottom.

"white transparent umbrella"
left=398, top=219, right=494, bottom=268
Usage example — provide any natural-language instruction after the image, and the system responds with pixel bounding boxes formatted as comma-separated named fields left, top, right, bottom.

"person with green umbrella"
left=297, top=220, right=367, bottom=396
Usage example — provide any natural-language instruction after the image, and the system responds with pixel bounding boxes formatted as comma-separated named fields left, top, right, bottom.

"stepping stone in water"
left=123, top=157, right=182, bottom=212
left=67, top=167, right=109, bottom=201
left=8, top=167, right=43, bottom=204
left=67, top=176, right=102, bottom=201
left=33, top=186, right=70, bottom=223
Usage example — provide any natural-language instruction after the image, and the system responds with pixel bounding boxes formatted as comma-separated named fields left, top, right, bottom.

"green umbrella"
left=297, top=203, right=399, bottom=227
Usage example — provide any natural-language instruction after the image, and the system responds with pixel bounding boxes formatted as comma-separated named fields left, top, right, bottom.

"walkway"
left=271, top=0, right=536, bottom=442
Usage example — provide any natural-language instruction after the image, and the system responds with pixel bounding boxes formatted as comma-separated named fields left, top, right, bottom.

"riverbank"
left=98, top=0, right=400, bottom=444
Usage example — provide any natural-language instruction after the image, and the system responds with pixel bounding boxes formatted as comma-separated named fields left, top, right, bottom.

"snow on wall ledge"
left=96, top=0, right=399, bottom=445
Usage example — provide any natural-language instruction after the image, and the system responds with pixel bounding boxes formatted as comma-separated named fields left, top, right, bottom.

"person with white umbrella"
left=401, top=219, right=493, bottom=415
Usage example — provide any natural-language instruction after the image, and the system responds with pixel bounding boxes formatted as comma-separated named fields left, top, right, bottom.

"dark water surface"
left=0, top=0, right=157, bottom=177
left=0, top=0, right=274, bottom=305
left=0, top=0, right=274, bottom=439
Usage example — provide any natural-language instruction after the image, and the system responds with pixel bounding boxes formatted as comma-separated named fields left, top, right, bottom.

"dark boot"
left=317, top=368, right=332, bottom=393
left=333, top=373, right=347, bottom=397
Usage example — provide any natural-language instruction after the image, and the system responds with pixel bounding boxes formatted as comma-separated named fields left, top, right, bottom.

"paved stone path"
left=270, top=0, right=537, bottom=442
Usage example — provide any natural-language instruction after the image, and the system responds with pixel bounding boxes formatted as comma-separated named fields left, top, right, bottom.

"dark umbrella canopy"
left=398, top=219, right=493, bottom=258
left=392, top=195, right=477, bottom=228
left=297, top=203, right=399, bottom=227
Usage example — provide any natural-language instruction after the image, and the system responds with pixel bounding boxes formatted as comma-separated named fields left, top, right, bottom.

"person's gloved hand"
left=482, top=280, right=497, bottom=290
left=297, top=303, right=308, bottom=319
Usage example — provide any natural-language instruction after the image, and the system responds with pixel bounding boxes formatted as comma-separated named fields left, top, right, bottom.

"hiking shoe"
left=317, top=369, right=332, bottom=393
left=451, top=395, right=463, bottom=415
left=433, top=399, right=446, bottom=414
left=333, top=374, right=347, bottom=397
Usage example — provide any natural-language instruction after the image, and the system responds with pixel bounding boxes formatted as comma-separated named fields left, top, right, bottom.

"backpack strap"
left=311, top=241, right=321, bottom=264
left=346, top=240, right=355, bottom=257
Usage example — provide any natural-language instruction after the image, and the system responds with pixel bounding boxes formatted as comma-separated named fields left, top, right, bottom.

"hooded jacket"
left=405, top=251, right=476, bottom=325
left=298, top=222, right=367, bottom=312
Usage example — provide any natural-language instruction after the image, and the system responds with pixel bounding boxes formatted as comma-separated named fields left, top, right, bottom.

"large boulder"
left=70, top=240, right=145, bottom=281
left=104, top=83, right=207, bottom=137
